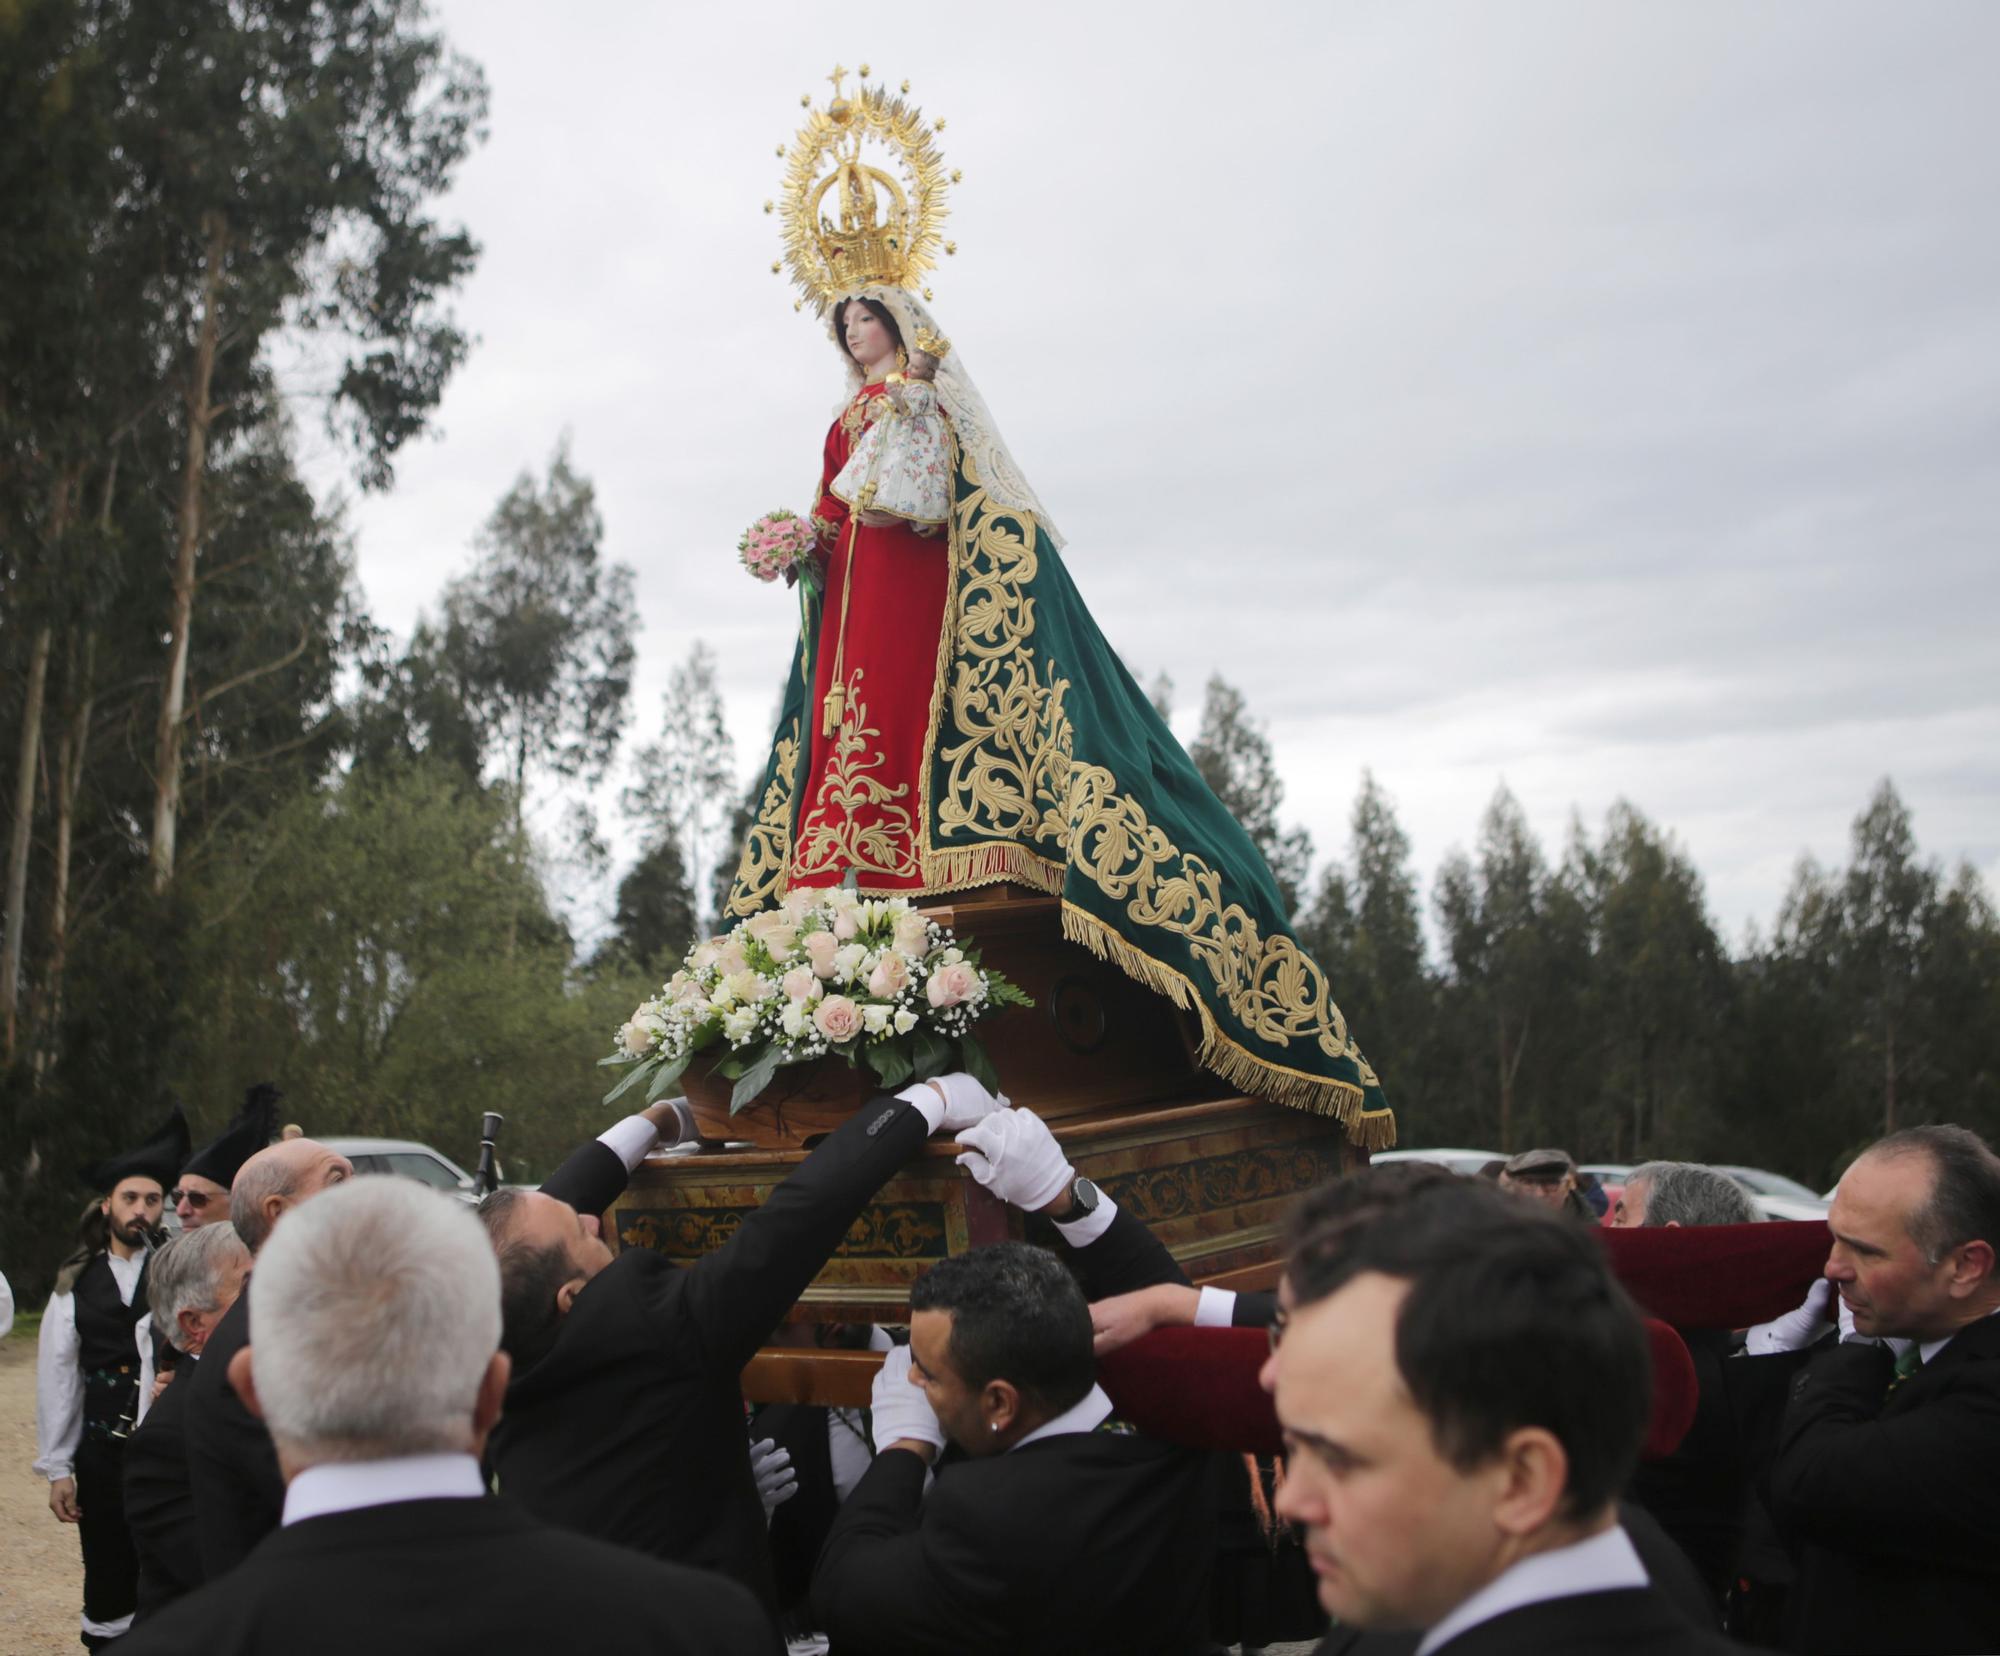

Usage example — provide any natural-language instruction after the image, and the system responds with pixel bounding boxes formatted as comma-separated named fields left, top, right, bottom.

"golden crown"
left=766, top=64, right=959, bottom=318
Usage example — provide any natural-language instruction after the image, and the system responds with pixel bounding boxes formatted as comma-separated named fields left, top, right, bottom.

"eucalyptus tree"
left=1189, top=673, right=1314, bottom=919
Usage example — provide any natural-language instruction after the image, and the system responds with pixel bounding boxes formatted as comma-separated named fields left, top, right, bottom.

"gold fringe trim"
left=920, top=840, right=1065, bottom=897
left=1059, top=902, right=1399, bottom=1152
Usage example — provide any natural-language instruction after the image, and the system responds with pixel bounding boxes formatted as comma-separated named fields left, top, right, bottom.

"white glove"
left=903, top=1072, right=1011, bottom=1133
left=954, top=1107, right=1074, bottom=1212
left=750, top=1437, right=797, bottom=1518
left=1832, top=1294, right=1915, bottom=1359
left=869, top=1345, right=946, bottom=1453
left=1744, top=1278, right=1835, bottom=1355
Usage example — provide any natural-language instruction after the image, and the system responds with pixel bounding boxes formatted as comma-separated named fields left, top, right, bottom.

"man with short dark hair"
left=35, top=1107, right=188, bottom=1649
left=812, top=1106, right=1220, bottom=1655
left=1272, top=1178, right=1733, bottom=1655
left=120, top=1177, right=778, bottom=1655
left=480, top=1074, right=1009, bottom=1609
left=1751, top=1123, right=2000, bottom=1654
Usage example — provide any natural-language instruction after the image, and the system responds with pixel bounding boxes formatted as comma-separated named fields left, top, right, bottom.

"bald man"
left=182, top=1139, right=354, bottom=1583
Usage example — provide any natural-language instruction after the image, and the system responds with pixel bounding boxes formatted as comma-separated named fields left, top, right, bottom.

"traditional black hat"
left=80, top=1104, right=190, bottom=1194
left=181, top=1081, right=283, bottom=1188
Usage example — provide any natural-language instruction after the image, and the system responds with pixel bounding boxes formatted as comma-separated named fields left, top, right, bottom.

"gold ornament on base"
left=772, top=64, right=954, bottom=318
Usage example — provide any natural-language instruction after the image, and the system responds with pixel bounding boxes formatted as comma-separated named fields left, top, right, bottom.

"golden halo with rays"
left=769, top=63, right=957, bottom=318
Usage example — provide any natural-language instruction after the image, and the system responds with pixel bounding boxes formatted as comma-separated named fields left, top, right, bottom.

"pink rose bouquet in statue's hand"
left=599, top=891, right=1034, bottom=1116
left=738, top=509, right=821, bottom=599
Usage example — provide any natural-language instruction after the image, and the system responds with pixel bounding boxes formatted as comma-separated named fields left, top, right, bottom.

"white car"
left=1370, top=1148, right=1503, bottom=1177
left=1715, top=1164, right=1830, bottom=1222
left=320, top=1137, right=480, bottom=1204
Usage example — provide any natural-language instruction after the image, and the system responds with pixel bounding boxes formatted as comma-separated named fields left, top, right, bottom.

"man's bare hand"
left=49, top=1477, right=80, bottom=1523
left=151, top=1368, right=175, bottom=1404
left=1089, top=1283, right=1199, bottom=1356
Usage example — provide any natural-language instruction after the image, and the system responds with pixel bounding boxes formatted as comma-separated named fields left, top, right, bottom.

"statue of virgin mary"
left=723, top=73, right=1390, bottom=1143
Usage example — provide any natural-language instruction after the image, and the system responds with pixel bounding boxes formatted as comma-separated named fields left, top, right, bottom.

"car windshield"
left=382, top=1151, right=465, bottom=1190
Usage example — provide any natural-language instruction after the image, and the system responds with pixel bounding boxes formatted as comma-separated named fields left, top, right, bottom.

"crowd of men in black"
left=29, top=1074, right=2000, bottom=1656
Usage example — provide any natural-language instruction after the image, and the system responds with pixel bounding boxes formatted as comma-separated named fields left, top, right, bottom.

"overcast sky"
left=291, top=0, right=2000, bottom=951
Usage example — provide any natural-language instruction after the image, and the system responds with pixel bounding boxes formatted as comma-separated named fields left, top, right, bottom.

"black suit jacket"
left=1347, top=1587, right=1735, bottom=1656
left=811, top=1198, right=1221, bottom=1655
left=183, top=1291, right=283, bottom=1582
left=124, top=1366, right=202, bottom=1619
left=490, top=1095, right=935, bottom=1608
left=1767, top=1311, right=2000, bottom=1654
left=116, top=1493, right=780, bottom=1655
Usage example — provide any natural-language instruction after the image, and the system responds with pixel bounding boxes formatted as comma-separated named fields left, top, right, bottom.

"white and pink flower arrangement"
left=601, top=888, right=1032, bottom=1114
left=737, top=509, right=819, bottom=593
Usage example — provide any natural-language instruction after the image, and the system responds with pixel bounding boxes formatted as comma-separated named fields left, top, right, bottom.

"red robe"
left=790, top=381, right=951, bottom=892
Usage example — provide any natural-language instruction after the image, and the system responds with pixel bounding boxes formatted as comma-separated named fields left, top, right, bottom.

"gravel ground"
left=2, top=1321, right=82, bottom=1653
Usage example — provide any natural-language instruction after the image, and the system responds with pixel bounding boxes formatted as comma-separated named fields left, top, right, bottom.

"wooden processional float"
left=604, top=883, right=1368, bottom=1405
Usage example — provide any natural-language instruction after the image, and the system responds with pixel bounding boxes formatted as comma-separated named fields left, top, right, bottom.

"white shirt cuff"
left=1054, top=1191, right=1119, bottom=1247
left=597, top=1114, right=662, bottom=1172
left=894, top=1083, right=947, bottom=1135
left=1194, top=1286, right=1238, bottom=1328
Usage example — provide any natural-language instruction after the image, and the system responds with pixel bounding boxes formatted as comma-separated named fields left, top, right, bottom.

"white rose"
left=691, top=940, right=722, bottom=970
left=892, top=912, right=930, bottom=956
left=893, top=1008, right=919, bottom=1035
left=833, top=911, right=860, bottom=941
left=716, top=940, right=751, bottom=977
left=723, top=1006, right=760, bottom=1043
left=942, top=947, right=964, bottom=966
left=863, top=1004, right=892, bottom=1035
left=723, top=969, right=769, bottom=1004
left=745, top=911, right=799, bottom=961
left=779, top=1002, right=808, bottom=1039
left=834, top=943, right=868, bottom=983
left=813, top=994, right=865, bottom=1043
left=619, top=1020, right=655, bottom=1056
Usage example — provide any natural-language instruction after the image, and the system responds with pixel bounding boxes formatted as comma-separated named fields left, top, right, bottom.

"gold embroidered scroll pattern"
left=1060, top=757, right=1366, bottom=1069
left=793, top=669, right=920, bottom=880
left=724, top=724, right=801, bottom=919
left=934, top=471, right=1074, bottom=849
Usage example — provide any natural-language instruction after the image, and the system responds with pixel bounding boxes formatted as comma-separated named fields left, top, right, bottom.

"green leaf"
left=729, top=1045, right=784, bottom=1113
left=713, top=1054, right=746, bottom=1081
left=865, top=1037, right=915, bottom=1089
left=596, top=1053, right=633, bottom=1068
left=645, top=1050, right=693, bottom=1101
left=601, top=1055, right=658, bottom=1106
left=911, top=1028, right=955, bottom=1079
left=958, top=1030, right=1001, bottom=1094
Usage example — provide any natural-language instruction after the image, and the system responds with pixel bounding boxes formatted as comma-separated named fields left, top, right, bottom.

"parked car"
left=1370, top=1147, right=1504, bottom=1177
left=320, top=1137, right=480, bottom=1204
left=1714, top=1164, right=1830, bottom=1222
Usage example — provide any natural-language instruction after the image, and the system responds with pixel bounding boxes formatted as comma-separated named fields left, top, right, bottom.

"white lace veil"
left=827, top=285, right=1064, bottom=549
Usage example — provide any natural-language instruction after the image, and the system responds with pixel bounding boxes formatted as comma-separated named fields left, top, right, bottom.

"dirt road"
left=2, top=1323, right=83, bottom=1653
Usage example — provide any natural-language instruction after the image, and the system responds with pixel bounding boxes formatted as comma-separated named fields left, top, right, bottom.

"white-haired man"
left=122, top=1224, right=250, bottom=1622
left=119, top=1177, right=779, bottom=1655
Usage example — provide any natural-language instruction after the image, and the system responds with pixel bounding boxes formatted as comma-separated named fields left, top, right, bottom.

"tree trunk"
left=1883, top=1020, right=1898, bottom=1136
left=2, top=625, right=52, bottom=1062
left=45, top=630, right=97, bottom=1044
left=150, top=210, right=229, bottom=893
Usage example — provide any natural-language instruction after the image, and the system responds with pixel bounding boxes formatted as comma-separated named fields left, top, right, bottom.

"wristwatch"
left=1066, top=1176, right=1101, bottom=1218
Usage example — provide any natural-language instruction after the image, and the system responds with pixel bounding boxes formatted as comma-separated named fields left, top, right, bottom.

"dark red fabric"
left=791, top=382, right=951, bottom=893
left=1097, top=1320, right=1706, bottom=1462
left=1640, top=1318, right=1699, bottom=1460
left=1098, top=1327, right=1284, bottom=1457
left=1597, top=1219, right=1831, bottom=1329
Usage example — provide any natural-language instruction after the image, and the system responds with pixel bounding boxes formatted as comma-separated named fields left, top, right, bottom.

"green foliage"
left=606, top=837, right=699, bottom=978
left=624, top=642, right=737, bottom=935
left=1190, top=674, right=1315, bottom=919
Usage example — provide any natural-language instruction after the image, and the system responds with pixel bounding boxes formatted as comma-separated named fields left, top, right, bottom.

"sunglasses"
left=168, top=1189, right=217, bottom=1210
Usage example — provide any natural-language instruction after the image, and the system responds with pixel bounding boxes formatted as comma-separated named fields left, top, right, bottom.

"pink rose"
left=926, top=961, right=984, bottom=1008
left=715, top=940, right=750, bottom=978
left=802, top=931, right=840, bottom=978
left=812, top=995, right=864, bottom=1043
left=781, top=967, right=818, bottom=1003
left=867, top=951, right=911, bottom=999
left=833, top=911, right=860, bottom=941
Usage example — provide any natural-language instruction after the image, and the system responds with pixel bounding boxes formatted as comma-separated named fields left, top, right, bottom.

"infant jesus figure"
left=831, top=349, right=950, bottom=532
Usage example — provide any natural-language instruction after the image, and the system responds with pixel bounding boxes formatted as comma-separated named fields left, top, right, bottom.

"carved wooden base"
left=610, top=1094, right=1354, bottom=1326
